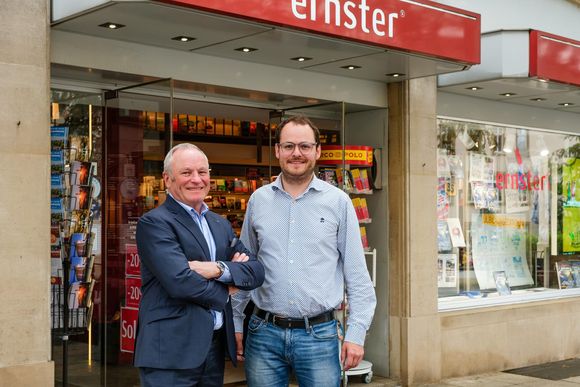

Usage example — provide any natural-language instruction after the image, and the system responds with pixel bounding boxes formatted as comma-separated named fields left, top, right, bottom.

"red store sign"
left=529, top=30, right=580, bottom=87
left=157, top=0, right=481, bottom=64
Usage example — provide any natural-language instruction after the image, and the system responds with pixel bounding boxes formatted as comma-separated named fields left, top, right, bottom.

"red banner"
left=125, top=244, right=141, bottom=277
left=120, top=307, right=139, bottom=353
left=156, top=0, right=480, bottom=64
left=530, top=30, right=580, bottom=87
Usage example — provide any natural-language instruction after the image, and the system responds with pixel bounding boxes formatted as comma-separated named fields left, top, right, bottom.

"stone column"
left=0, top=0, right=54, bottom=385
left=388, top=77, right=441, bottom=385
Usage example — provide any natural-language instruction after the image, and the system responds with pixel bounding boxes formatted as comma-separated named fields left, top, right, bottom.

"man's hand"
left=188, top=252, right=248, bottom=279
left=231, top=252, right=249, bottom=262
left=228, top=285, right=240, bottom=295
left=235, top=332, right=245, bottom=362
left=188, top=261, right=221, bottom=279
left=341, top=341, right=364, bottom=371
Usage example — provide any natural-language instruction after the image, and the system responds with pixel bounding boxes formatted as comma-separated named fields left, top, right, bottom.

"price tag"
left=125, top=276, right=142, bottom=308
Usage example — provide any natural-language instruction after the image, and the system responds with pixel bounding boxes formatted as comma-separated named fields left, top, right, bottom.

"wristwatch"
left=216, top=261, right=227, bottom=277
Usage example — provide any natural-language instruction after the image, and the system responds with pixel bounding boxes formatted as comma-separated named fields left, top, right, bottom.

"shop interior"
left=50, top=74, right=388, bottom=386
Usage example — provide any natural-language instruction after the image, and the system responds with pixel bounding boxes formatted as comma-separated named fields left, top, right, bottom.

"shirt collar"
left=271, top=173, right=325, bottom=194
left=168, top=192, right=209, bottom=216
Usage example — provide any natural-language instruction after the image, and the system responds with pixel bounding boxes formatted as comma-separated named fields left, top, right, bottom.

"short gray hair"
left=163, top=143, right=208, bottom=175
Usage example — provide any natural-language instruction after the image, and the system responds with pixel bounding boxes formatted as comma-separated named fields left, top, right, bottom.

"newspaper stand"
left=51, top=146, right=97, bottom=387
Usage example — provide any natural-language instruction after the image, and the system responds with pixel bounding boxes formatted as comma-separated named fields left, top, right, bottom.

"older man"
left=135, top=143, right=265, bottom=386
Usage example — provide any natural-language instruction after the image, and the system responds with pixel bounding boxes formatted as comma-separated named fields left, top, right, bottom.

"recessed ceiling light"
left=172, top=36, right=196, bottom=42
left=235, top=47, right=258, bottom=53
left=559, top=102, right=574, bottom=107
left=466, top=86, right=482, bottom=91
left=531, top=98, right=546, bottom=102
left=385, top=73, right=405, bottom=78
left=341, top=65, right=361, bottom=70
left=500, top=92, right=517, bottom=97
left=99, top=22, right=125, bottom=29
left=291, top=57, right=312, bottom=62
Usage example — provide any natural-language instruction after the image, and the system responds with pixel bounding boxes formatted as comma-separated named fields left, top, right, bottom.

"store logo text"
left=291, top=0, right=400, bottom=38
left=495, top=148, right=549, bottom=191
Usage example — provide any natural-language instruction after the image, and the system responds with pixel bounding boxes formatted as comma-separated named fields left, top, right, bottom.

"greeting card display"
left=50, top=125, right=98, bottom=332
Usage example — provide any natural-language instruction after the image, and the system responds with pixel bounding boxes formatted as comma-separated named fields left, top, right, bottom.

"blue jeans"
left=244, top=314, right=341, bottom=387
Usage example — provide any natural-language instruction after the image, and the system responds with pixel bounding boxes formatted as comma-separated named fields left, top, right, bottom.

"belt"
left=254, top=308, right=335, bottom=329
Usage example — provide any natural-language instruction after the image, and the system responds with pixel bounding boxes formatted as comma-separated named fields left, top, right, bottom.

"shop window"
left=437, top=118, right=580, bottom=306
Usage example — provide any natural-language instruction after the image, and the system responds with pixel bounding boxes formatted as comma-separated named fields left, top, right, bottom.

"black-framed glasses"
left=277, top=142, right=318, bottom=154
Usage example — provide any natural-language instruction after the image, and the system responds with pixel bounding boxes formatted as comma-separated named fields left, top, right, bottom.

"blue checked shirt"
left=171, top=194, right=231, bottom=330
left=232, top=175, right=376, bottom=345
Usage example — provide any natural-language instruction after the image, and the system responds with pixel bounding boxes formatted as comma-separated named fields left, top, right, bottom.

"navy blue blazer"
left=134, top=195, right=264, bottom=369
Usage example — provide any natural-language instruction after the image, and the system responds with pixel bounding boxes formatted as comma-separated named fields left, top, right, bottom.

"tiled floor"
left=55, top=341, right=580, bottom=387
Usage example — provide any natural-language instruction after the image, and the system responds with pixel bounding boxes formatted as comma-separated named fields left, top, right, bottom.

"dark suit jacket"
left=134, top=195, right=264, bottom=369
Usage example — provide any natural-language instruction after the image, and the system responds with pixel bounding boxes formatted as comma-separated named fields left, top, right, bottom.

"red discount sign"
left=125, top=244, right=141, bottom=276
left=125, top=276, right=142, bottom=308
left=120, top=306, right=139, bottom=353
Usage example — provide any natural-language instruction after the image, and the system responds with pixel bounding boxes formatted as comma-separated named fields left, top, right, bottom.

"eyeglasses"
left=278, top=142, right=318, bottom=154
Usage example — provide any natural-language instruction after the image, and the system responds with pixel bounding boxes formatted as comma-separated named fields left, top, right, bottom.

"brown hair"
left=275, top=115, right=320, bottom=145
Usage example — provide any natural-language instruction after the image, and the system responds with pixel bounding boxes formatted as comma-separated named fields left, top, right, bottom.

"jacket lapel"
left=206, top=213, right=226, bottom=261
left=164, top=196, right=211, bottom=259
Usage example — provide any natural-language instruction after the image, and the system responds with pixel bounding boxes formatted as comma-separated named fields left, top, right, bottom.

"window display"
left=437, top=118, right=580, bottom=302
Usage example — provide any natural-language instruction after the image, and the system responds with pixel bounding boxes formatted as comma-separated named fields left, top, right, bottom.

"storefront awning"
left=51, top=0, right=480, bottom=84
left=439, top=30, right=580, bottom=113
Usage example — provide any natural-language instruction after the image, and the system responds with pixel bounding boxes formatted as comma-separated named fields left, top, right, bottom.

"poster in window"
left=437, top=177, right=449, bottom=220
left=437, top=220, right=452, bottom=252
left=447, top=218, right=466, bottom=248
left=562, top=158, right=580, bottom=205
left=563, top=207, right=580, bottom=252
left=469, top=153, right=495, bottom=183
left=438, top=254, right=458, bottom=288
left=471, top=213, right=534, bottom=289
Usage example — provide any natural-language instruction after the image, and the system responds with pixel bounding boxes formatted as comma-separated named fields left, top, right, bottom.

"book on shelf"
left=360, top=168, right=371, bottom=192
left=556, top=261, right=575, bottom=289
left=493, top=270, right=511, bottom=295
left=351, top=168, right=364, bottom=192
left=320, top=169, right=338, bottom=187
left=351, top=197, right=363, bottom=221
left=335, top=168, right=354, bottom=192
left=359, top=198, right=370, bottom=221
left=360, top=226, right=369, bottom=250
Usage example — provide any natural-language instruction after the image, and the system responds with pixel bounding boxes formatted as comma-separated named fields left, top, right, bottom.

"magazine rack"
left=50, top=140, right=97, bottom=387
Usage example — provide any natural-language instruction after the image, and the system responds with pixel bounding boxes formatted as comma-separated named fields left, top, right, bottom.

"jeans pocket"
left=310, top=320, right=338, bottom=340
left=248, top=315, right=265, bottom=333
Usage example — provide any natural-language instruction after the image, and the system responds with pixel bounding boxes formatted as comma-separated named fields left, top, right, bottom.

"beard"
left=281, top=156, right=316, bottom=185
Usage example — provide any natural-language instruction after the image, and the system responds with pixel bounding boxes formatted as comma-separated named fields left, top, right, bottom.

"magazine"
left=556, top=261, right=575, bottom=289
left=493, top=271, right=511, bottom=296
left=569, top=261, right=580, bottom=288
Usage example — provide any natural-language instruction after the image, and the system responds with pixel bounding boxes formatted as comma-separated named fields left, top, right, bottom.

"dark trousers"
left=139, top=328, right=225, bottom=387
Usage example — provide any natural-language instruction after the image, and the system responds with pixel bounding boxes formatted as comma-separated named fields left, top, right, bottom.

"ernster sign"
left=157, top=0, right=480, bottom=64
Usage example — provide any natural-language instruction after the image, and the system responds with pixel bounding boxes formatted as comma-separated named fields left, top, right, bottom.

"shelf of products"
left=317, top=145, right=375, bottom=251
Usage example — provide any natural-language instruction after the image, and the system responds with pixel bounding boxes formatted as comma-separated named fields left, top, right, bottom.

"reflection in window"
left=437, top=118, right=580, bottom=299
